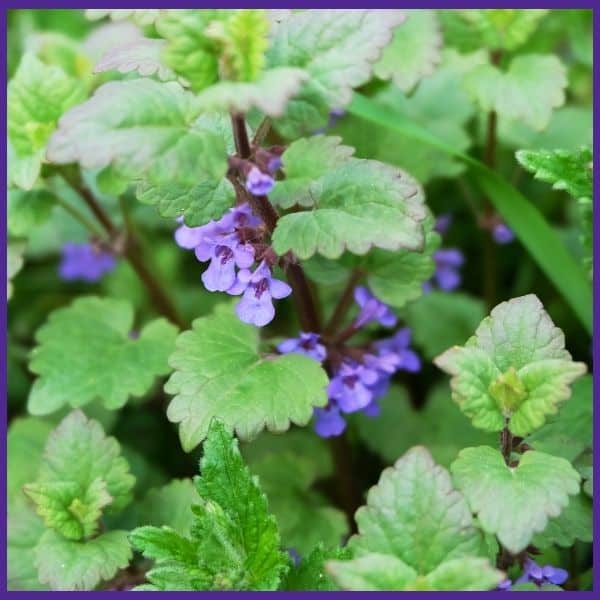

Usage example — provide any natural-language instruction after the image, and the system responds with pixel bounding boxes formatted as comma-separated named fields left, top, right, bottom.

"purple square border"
left=1, top=1, right=597, bottom=597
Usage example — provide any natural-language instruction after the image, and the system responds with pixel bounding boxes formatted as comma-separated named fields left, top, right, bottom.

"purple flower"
left=375, top=328, right=421, bottom=373
left=278, top=332, right=327, bottom=362
left=434, top=213, right=453, bottom=236
left=287, top=548, right=301, bottom=567
left=353, top=286, right=397, bottom=329
left=314, top=405, right=347, bottom=437
left=234, top=260, right=292, bottom=327
left=328, top=360, right=378, bottom=413
left=432, top=249, right=464, bottom=291
left=246, top=167, right=274, bottom=196
left=495, top=579, right=512, bottom=591
left=267, top=156, right=283, bottom=174
left=59, top=243, right=116, bottom=282
left=516, top=558, right=568, bottom=587
left=492, top=222, right=515, bottom=245
left=201, top=237, right=255, bottom=293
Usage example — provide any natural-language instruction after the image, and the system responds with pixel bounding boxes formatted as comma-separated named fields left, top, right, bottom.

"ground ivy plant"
left=7, top=8, right=592, bottom=591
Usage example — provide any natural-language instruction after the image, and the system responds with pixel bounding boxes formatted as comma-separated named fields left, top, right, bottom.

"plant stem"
left=325, top=269, right=363, bottom=336
left=500, top=424, right=513, bottom=464
left=62, top=170, right=186, bottom=329
left=231, top=112, right=252, bottom=158
left=52, top=195, right=105, bottom=238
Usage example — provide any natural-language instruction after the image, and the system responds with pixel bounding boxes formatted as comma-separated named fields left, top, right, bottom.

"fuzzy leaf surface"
left=267, top=9, right=405, bottom=137
left=165, top=304, right=328, bottom=451
left=464, top=54, right=566, bottom=130
left=451, top=446, right=581, bottom=553
left=434, top=294, right=586, bottom=436
left=272, top=159, right=427, bottom=260
left=28, top=296, right=178, bottom=414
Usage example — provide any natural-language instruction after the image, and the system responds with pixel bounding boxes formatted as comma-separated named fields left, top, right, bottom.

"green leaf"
left=272, top=159, right=427, bottom=260
left=47, top=79, right=228, bottom=186
left=434, top=295, right=587, bottom=436
left=525, top=374, right=592, bottom=462
left=350, top=446, right=486, bottom=573
left=8, top=52, right=87, bottom=189
left=154, top=9, right=231, bottom=91
left=24, top=410, right=135, bottom=540
left=34, top=529, right=132, bottom=590
left=327, top=554, right=503, bottom=591
left=355, top=385, right=496, bottom=468
left=8, top=188, right=56, bottom=237
left=28, top=296, right=178, bottom=414
left=8, top=496, right=49, bottom=590
left=516, top=147, right=593, bottom=201
left=192, top=67, right=308, bottom=117
left=336, top=49, right=485, bottom=183
left=440, top=9, right=548, bottom=52
left=165, top=304, right=328, bottom=451
left=269, top=135, right=355, bottom=208
left=86, top=9, right=162, bottom=26
left=267, top=9, right=405, bottom=137
left=364, top=214, right=439, bottom=308
left=451, top=446, right=581, bottom=553
left=348, top=93, right=592, bottom=334
left=130, top=421, right=288, bottom=590
left=282, top=545, right=348, bottom=591
left=246, top=450, right=348, bottom=555
left=7, top=240, right=25, bottom=301
left=136, top=176, right=235, bottom=227
left=205, top=9, right=269, bottom=81
left=94, top=38, right=177, bottom=81
left=464, top=54, right=566, bottom=130
left=138, top=479, right=198, bottom=536
left=404, top=292, right=486, bottom=360
left=374, top=10, right=442, bottom=92
left=533, top=492, right=592, bottom=548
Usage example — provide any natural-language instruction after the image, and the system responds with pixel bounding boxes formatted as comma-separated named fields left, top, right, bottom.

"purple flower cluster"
left=58, top=242, right=116, bottom=282
left=278, top=289, right=420, bottom=438
left=497, top=558, right=568, bottom=591
left=246, top=167, right=275, bottom=196
left=175, top=204, right=291, bottom=327
left=425, top=214, right=464, bottom=293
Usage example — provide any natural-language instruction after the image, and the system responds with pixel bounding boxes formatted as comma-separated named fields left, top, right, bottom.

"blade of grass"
left=348, top=93, right=592, bottom=335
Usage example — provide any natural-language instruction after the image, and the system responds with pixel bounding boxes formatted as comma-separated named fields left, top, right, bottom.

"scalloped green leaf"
left=374, top=10, right=442, bottom=92
left=165, top=303, right=328, bottom=451
left=28, top=296, right=178, bottom=415
left=434, top=295, right=587, bottom=437
left=94, top=38, right=176, bottom=81
left=327, top=554, right=503, bottom=591
left=47, top=79, right=227, bottom=186
left=193, top=67, right=308, bottom=117
left=532, top=492, right=592, bottom=549
left=8, top=188, right=56, bottom=238
left=282, top=545, right=347, bottom=591
left=451, top=446, right=581, bottom=553
left=130, top=421, right=288, bottom=590
left=34, top=529, right=131, bottom=591
left=267, top=9, right=405, bottom=137
left=7, top=240, right=25, bottom=301
left=23, top=410, right=135, bottom=541
left=272, top=159, right=427, bottom=260
left=464, top=54, right=566, bottom=130
left=525, top=375, right=592, bottom=462
left=440, top=9, right=548, bottom=52
left=516, top=147, right=592, bottom=200
left=8, top=53, right=87, bottom=190
left=349, top=447, right=486, bottom=573
left=269, top=135, right=355, bottom=208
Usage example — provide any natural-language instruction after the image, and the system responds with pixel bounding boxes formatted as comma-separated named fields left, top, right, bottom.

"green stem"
left=53, top=194, right=105, bottom=238
left=325, top=269, right=363, bottom=337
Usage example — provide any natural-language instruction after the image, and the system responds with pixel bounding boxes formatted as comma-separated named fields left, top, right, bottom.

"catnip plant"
left=6, top=8, right=593, bottom=592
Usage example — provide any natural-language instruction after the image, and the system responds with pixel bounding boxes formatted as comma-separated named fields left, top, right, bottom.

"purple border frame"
left=1, top=2, right=597, bottom=597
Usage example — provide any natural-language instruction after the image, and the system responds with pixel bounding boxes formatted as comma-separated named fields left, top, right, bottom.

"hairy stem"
left=500, top=424, right=513, bottom=464
left=62, top=170, right=186, bottom=329
left=325, top=269, right=363, bottom=336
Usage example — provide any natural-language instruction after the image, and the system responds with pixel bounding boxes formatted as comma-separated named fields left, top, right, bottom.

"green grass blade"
left=348, top=93, right=592, bottom=335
